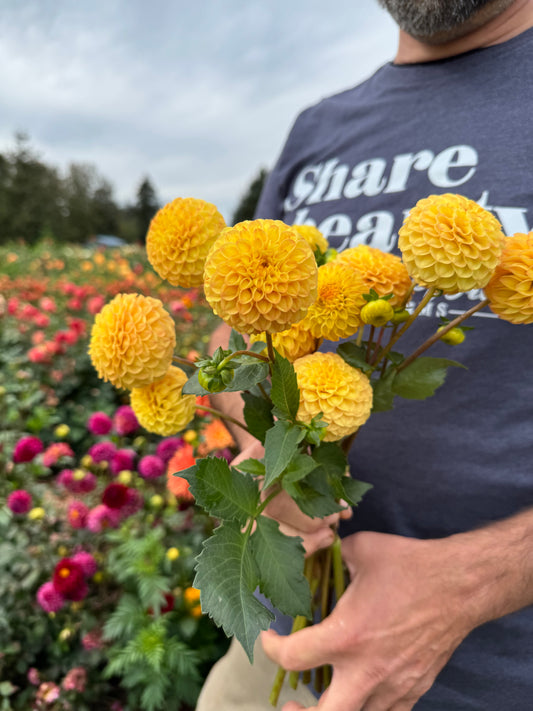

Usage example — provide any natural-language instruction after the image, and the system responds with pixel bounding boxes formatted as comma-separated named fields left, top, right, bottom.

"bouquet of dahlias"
left=88, top=193, right=533, bottom=705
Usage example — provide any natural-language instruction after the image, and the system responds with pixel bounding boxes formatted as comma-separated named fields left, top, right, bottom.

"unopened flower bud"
left=150, top=494, right=164, bottom=508
left=437, top=326, right=465, bottom=346
left=54, top=424, right=70, bottom=438
left=183, top=430, right=197, bottom=444
left=166, top=547, right=180, bottom=561
left=360, top=299, right=394, bottom=327
left=390, top=308, right=410, bottom=325
left=117, top=470, right=133, bottom=485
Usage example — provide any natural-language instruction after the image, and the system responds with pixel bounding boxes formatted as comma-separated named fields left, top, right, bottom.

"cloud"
left=0, top=0, right=397, bottom=220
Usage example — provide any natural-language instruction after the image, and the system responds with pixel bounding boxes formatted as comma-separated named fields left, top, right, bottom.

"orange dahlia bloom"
left=292, top=224, right=329, bottom=255
left=336, top=245, right=412, bottom=307
left=89, top=293, right=176, bottom=389
left=203, top=219, right=318, bottom=334
left=200, top=419, right=235, bottom=452
left=293, top=352, right=373, bottom=442
left=398, top=193, right=503, bottom=294
left=130, top=366, right=196, bottom=436
left=302, top=261, right=367, bottom=341
left=147, top=197, right=226, bottom=288
left=485, top=232, right=533, bottom=324
left=167, top=443, right=195, bottom=500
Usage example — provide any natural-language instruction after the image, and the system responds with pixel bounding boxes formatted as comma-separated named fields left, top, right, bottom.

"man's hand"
left=261, top=530, right=484, bottom=711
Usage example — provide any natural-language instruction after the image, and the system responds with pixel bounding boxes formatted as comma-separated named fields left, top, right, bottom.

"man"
left=197, top=1, right=533, bottom=708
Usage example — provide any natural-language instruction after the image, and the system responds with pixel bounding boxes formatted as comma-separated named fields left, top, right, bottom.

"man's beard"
left=377, top=0, right=515, bottom=41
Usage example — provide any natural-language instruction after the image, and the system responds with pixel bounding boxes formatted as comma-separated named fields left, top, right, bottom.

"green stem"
left=194, top=404, right=249, bottom=433
left=371, top=287, right=437, bottom=370
left=331, top=536, right=346, bottom=602
left=356, top=327, right=364, bottom=347
left=269, top=615, right=309, bottom=707
left=265, top=333, right=276, bottom=365
left=397, top=298, right=490, bottom=372
left=172, top=355, right=196, bottom=367
left=365, top=325, right=375, bottom=363
left=218, top=349, right=270, bottom=369
left=320, top=545, right=333, bottom=620
left=257, top=381, right=271, bottom=403
left=370, top=326, right=385, bottom=365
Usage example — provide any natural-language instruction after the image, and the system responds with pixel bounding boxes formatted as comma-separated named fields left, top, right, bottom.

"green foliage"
left=270, top=351, right=300, bottom=421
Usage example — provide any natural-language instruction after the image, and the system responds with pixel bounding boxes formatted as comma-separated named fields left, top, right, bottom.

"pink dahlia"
left=36, top=682, right=60, bottom=703
left=67, top=501, right=89, bottom=528
left=62, top=666, right=87, bottom=693
left=138, top=454, right=165, bottom=479
left=88, top=441, right=116, bottom=463
left=81, top=628, right=104, bottom=650
left=87, top=411, right=113, bottom=435
left=37, top=581, right=65, bottom=612
left=13, top=435, right=43, bottom=463
left=87, top=504, right=121, bottom=533
left=7, top=490, right=32, bottom=514
left=112, top=405, right=139, bottom=436
left=57, top=469, right=97, bottom=494
left=156, top=437, right=184, bottom=463
left=110, top=448, right=136, bottom=475
left=71, top=551, right=97, bottom=577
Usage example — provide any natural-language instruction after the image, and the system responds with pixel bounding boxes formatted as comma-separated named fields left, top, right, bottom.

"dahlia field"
left=0, top=241, right=231, bottom=711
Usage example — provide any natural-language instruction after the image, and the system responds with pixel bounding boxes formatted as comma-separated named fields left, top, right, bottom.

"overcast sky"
left=0, top=0, right=398, bottom=221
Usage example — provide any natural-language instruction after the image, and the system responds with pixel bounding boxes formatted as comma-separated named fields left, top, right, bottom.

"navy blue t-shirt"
left=255, top=28, right=533, bottom=710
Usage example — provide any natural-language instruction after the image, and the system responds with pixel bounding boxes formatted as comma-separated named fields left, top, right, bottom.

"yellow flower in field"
left=250, top=320, right=321, bottom=362
left=89, top=293, right=176, bottom=389
left=183, top=586, right=201, bottom=606
left=302, top=261, right=367, bottom=341
left=398, top=193, right=503, bottom=294
left=293, top=224, right=329, bottom=255
left=147, top=197, right=226, bottom=287
left=336, top=245, right=412, bottom=307
left=485, top=232, right=533, bottom=324
left=130, top=366, right=196, bottom=436
left=28, top=507, right=45, bottom=521
left=293, top=352, right=373, bottom=442
left=166, top=547, right=180, bottom=561
left=204, top=219, right=318, bottom=334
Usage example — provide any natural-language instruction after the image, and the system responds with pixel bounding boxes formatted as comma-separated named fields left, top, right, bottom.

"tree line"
left=0, top=133, right=268, bottom=246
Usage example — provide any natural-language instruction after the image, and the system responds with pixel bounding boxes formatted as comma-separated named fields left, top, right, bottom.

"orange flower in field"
left=201, top=419, right=235, bottom=452
left=167, top=444, right=195, bottom=500
left=336, top=245, right=412, bottom=307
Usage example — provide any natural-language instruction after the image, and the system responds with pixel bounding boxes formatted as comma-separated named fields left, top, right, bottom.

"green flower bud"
left=360, top=299, right=395, bottom=327
left=437, top=326, right=465, bottom=345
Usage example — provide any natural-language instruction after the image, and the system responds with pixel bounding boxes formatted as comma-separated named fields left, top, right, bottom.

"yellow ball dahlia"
left=398, top=193, right=504, bottom=294
left=485, top=232, right=533, bottom=324
left=292, top=224, right=329, bottom=255
left=89, top=293, right=176, bottom=389
left=147, top=197, right=226, bottom=288
left=336, top=244, right=412, bottom=307
left=294, top=352, right=373, bottom=442
left=302, top=261, right=367, bottom=341
left=203, top=219, right=318, bottom=334
left=130, top=366, right=196, bottom=436
left=250, top=320, right=321, bottom=362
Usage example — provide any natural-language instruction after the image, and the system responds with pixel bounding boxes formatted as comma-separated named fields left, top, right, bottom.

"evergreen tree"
left=231, top=168, right=268, bottom=225
left=135, top=176, right=159, bottom=243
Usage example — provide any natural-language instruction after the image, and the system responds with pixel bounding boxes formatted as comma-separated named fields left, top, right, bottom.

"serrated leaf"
left=271, top=352, right=299, bottom=421
left=337, top=341, right=372, bottom=373
left=252, top=517, right=311, bottom=618
left=371, top=370, right=396, bottom=413
left=233, top=458, right=265, bottom=477
left=242, top=392, right=274, bottom=444
left=229, top=330, right=247, bottom=351
left=194, top=522, right=274, bottom=662
left=392, top=357, right=466, bottom=400
left=283, top=452, right=320, bottom=484
left=311, top=442, right=347, bottom=479
left=248, top=340, right=267, bottom=353
left=180, top=457, right=259, bottom=526
left=225, top=360, right=269, bottom=392
left=338, top=478, right=373, bottom=506
left=263, top=421, right=305, bottom=488
left=182, top=369, right=210, bottom=396
left=283, top=470, right=344, bottom=519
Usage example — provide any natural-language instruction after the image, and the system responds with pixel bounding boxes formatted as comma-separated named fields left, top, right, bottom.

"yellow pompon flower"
left=398, top=193, right=504, bottom=294
left=130, top=366, right=196, bottom=436
left=250, top=320, right=321, bottom=363
left=485, top=232, right=533, bottom=324
left=292, top=224, right=329, bottom=255
left=203, top=219, right=318, bottom=334
left=89, top=293, right=176, bottom=389
left=302, top=261, right=367, bottom=341
left=294, top=352, right=373, bottom=442
left=336, top=245, right=412, bottom=307
left=147, top=197, right=226, bottom=287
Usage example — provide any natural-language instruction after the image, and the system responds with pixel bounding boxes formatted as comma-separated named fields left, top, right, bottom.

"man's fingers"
left=277, top=520, right=335, bottom=555
left=261, top=626, right=336, bottom=671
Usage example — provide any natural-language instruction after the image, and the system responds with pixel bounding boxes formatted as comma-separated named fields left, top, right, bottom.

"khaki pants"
left=196, top=637, right=317, bottom=710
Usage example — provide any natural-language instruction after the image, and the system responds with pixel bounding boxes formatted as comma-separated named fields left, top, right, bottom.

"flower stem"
left=365, top=325, right=376, bottom=362
left=218, top=349, right=270, bottom=369
left=371, top=287, right=436, bottom=370
left=331, top=536, right=345, bottom=602
left=265, top=333, right=276, bottom=365
left=397, top=298, right=490, bottom=372
left=172, top=355, right=196, bottom=367
left=194, top=404, right=249, bottom=433
left=269, top=615, right=309, bottom=707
